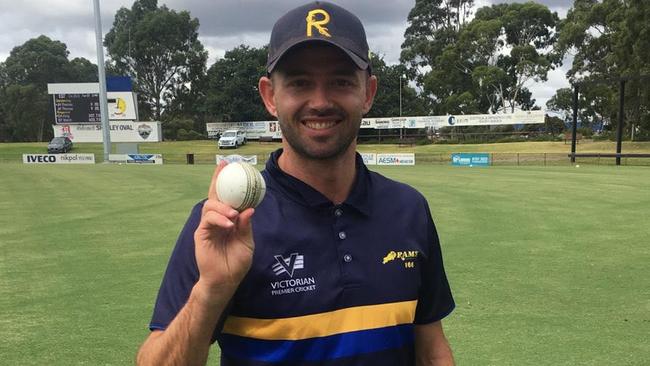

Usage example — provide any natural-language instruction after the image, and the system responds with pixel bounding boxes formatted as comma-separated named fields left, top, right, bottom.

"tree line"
left=0, top=0, right=648, bottom=142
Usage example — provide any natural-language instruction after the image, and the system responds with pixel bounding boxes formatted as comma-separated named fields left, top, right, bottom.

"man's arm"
left=136, top=281, right=231, bottom=366
left=136, top=163, right=256, bottom=366
left=414, top=321, right=455, bottom=366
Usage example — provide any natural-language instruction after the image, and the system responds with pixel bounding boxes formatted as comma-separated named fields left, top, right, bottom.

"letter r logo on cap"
left=306, top=9, right=331, bottom=37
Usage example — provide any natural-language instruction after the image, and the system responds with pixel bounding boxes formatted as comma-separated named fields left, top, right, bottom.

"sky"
left=0, top=0, right=572, bottom=108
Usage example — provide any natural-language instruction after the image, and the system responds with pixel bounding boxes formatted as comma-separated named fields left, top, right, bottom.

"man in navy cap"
left=137, top=2, right=455, bottom=365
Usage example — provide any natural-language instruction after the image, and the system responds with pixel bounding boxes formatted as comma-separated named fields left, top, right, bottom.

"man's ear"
left=362, top=74, right=378, bottom=115
left=259, top=76, right=278, bottom=117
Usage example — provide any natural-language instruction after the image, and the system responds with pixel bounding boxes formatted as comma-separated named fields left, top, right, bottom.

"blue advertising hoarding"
left=451, top=153, right=491, bottom=167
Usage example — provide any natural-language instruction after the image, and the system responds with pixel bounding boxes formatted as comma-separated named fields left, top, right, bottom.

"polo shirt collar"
left=264, top=149, right=372, bottom=216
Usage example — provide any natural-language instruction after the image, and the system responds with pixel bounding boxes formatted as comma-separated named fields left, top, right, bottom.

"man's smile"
left=302, top=119, right=339, bottom=130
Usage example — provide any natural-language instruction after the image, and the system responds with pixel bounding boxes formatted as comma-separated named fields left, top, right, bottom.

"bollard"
left=186, top=153, right=194, bottom=165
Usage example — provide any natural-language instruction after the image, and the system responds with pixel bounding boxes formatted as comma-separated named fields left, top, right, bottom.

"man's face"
left=260, top=44, right=377, bottom=160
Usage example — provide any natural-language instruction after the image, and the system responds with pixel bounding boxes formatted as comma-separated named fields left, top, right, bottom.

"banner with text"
left=53, top=121, right=162, bottom=143
left=109, top=154, right=163, bottom=164
left=208, top=111, right=545, bottom=135
left=361, top=111, right=545, bottom=129
left=451, top=153, right=491, bottom=167
left=206, top=121, right=282, bottom=140
left=23, top=153, right=95, bottom=164
left=360, top=153, right=377, bottom=165
left=216, top=154, right=259, bottom=165
left=377, top=153, right=416, bottom=166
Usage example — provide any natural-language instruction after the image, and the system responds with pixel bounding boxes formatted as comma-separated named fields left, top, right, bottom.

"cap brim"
left=267, top=38, right=369, bottom=74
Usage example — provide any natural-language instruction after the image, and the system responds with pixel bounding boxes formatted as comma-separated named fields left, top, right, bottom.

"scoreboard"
left=54, top=93, right=101, bottom=124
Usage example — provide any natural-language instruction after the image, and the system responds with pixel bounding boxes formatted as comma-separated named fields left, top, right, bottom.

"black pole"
left=616, top=79, right=626, bottom=166
left=571, top=85, right=579, bottom=163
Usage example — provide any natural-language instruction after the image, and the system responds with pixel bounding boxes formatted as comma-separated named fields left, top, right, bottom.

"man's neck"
left=277, top=145, right=357, bottom=205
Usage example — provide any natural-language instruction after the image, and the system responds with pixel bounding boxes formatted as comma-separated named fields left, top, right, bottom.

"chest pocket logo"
left=382, top=250, right=419, bottom=268
left=273, top=253, right=304, bottom=277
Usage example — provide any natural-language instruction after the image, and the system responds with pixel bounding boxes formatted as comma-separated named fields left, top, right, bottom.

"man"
left=137, top=2, right=455, bottom=365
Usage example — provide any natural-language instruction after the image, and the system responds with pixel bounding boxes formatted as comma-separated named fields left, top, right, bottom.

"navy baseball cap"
left=267, top=1, right=371, bottom=74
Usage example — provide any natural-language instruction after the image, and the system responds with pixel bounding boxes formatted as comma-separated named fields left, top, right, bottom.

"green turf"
left=3, top=139, right=650, bottom=167
left=2, top=139, right=650, bottom=156
left=1, top=162, right=648, bottom=365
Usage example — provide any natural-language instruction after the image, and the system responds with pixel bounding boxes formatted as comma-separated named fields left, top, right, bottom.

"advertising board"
left=376, top=153, right=416, bottom=166
left=360, top=153, right=377, bottom=165
left=210, top=111, right=545, bottom=134
left=108, top=154, right=163, bottom=164
left=215, top=155, right=259, bottom=165
left=451, top=153, right=491, bottom=167
left=22, top=154, right=95, bottom=164
left=206, top=121, right=282, bottom=140
left=53, top=121, right=162, bottom=143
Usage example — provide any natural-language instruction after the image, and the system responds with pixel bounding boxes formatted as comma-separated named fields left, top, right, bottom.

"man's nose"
left=307, top=83, right=333, bottom=110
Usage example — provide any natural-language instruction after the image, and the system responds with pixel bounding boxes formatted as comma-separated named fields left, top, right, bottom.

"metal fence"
left=412, top=153, right=650, bottom=166
left=5, top=152, right=650, bottom=166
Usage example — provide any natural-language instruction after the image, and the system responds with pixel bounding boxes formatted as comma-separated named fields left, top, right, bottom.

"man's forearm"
left=136, top=282, right=232, bottom=366
left=414, top=322, right=455, bottom=366
left=416, top=341, right=454, bottom=366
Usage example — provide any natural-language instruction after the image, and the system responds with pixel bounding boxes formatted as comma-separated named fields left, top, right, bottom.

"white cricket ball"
left=215, top=162, right=266, bottom=211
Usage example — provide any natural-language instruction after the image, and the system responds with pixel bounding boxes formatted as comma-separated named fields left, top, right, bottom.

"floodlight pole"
left=571, top=85, right=579, bottom=163
left=399, top=74, right=403, bottom=117
left=93, top=0, right=111, bottom=162
left=615, top=79, right=626, bottom=166
left=399, top=74, right=404, bottom=139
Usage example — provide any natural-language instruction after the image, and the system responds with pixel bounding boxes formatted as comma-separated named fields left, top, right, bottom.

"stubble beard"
left=278, top=113, right=361, bottom=161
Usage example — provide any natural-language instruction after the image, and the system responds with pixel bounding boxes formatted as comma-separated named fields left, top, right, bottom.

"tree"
left=401, top=1, right=558, bottom=115
left=543, top=115, right=566, bottom=135
left=104, top=0, right=207, bottom=121
left=67, top=58, right=98, bottom=82
left=2, top=35, right=71, bottom=88
left=546, top=86, right=616, bottom=131
left=366, top=54, right=427, bottom=118
left=0, top=84, right=50, bottom=142
left=0, top=36, right=97, bottom=142
left=557, top=0, right=650, bottom=140
left=457, top=2, right=559, bottom=113
left=401, top=0, right=474, bottom=88
left=203, top=45, right=271, bottom=122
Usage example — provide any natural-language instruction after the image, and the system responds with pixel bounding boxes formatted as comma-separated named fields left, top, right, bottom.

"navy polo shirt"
left=150, top=149, right=455, bottom=365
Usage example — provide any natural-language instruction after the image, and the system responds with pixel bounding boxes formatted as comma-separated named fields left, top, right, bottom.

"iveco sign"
left=23, top=154, right=96, bottom=164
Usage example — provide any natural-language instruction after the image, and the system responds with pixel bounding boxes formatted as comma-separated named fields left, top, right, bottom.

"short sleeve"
left=149, top=201, right=203, bottom=331
left=414, top=200, right=455, bottom=324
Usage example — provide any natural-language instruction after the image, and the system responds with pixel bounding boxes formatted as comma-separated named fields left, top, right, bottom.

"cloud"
left=0, top=0, right=571, bottom=111
left=529, top=62, right=572, bottom=108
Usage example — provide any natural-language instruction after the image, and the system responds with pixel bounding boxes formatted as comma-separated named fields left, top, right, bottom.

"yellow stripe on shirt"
left=221, top=300, right=417, bottom=341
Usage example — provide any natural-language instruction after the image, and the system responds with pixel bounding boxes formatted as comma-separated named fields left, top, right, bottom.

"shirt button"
left=334, top=208, right=343, bottom=217
left=343, top=254, right=352, bottom=262
left=338, top=231, right=347, bottom=240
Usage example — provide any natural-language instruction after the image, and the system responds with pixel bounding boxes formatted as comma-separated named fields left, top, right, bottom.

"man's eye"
left=289, top=79, right=309, bottom=87
left=334, top=79, right=354, bottom=87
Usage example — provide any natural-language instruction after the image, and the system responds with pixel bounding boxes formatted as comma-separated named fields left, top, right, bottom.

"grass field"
left=1, top=155, right=649, bottom=364
left=2, top=139, right=650, bottom=163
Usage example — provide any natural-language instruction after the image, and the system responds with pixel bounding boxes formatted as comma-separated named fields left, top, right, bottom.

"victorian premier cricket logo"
left=273, top=253, right=304, bottom=277
left=270, top=253, right=317, bottom=296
